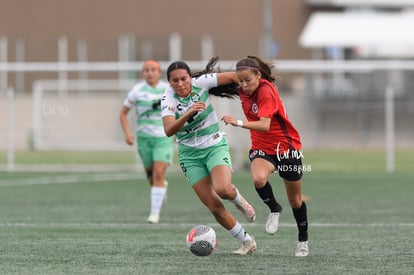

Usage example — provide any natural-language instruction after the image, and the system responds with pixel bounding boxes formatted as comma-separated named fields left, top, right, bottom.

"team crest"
left=252, top=103, right=258, bottom=114
left=249, top=150, right=258, bottom=159
left=190, top=92, right=200, bottom=102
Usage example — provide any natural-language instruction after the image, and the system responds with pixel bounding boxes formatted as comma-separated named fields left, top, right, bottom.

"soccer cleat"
left=232, top=236, right=257, bottom=255
left=235, top=196, right=256, bottom=223
left=295, top=241, right=309, bottom=257
left=147, top=213, right=160, bottom=224
left=265, top=212, right=280, bottom=235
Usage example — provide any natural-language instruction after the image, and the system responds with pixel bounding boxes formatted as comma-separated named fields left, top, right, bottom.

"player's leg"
left=182, top=145, right=256, bottom=255
left=152, top=135, right=174, bottom=184
left=192, top=177, right=256, bottom=255
left=151, top=161, right=169, bottom=204
left=209, top=165, right=256, bottom=223
left=250, top=154, right=283, bottom=234
left=151, top=161, right=169, bottom=187
left=146, top=161, right=169, bottom=224
left=137, top=137, right=158, bottom=223
left=283, top=178, right=309, bottom=256
left=138, top=137, right=154, bottom=185
left=144, top=167, right=153, bottom=185
left=144, top=138, right=172, bottom=223
left=206, top=143, right=255, bottom=223
left=152, top=136, right=174, bottom=188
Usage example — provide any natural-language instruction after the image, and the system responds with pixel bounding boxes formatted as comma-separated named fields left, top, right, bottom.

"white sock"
left=229, top=222, right=252, bottom=242
left=230, top=188, right=242, bottom=206
left=150, top=186, right=166, bottom=215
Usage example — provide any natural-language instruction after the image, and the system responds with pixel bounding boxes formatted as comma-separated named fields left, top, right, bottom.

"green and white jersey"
left=124, top=80, right=169, bottom=138
left=161, top=73, right=224, bottom=150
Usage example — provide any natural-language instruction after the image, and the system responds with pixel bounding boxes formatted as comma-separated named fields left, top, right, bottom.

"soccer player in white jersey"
left=120, top=60, right=174, bottom=224
left=161, top=57, right=257, bottom=255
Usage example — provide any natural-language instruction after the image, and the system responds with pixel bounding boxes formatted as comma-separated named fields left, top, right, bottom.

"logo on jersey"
left=176, top=104, right=185, bottom=112
left=252, top=103, right=258, bottom=114
left=249, top=149, right=265, bottom=159
left=165, top=105, right=174, bottom=112
left=190, top=92, right=200, bottom=102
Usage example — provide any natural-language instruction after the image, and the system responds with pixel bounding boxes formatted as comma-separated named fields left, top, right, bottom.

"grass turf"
left=0, top=168, right=413, bottom=274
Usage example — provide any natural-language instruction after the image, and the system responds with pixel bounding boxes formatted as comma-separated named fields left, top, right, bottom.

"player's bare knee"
left=289, top=198, right=302, bottom=209
left=252, top=175, right=267, bottom=189
left=214, top=185, right=234, bottom=200
left=152, top=173, right=164, bottom=185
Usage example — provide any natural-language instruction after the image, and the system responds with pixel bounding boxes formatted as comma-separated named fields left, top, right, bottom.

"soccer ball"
left=186, top=225, right=218, bottom=256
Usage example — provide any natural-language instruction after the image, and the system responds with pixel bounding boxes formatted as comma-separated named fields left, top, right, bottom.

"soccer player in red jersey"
left=221, top=56, right=309, bottom=257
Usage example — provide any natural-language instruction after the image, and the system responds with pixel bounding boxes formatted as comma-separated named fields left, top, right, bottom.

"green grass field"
left=0, top=150, right=413, bottom=274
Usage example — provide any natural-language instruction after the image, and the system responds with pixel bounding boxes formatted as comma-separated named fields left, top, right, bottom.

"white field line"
left=1, top=176, right=413, bottom=229
left=0, top=164, right=141, bottom=173
left=0, top=173, right=145, bottom=187
left=0, top=222, right=413, bottom=229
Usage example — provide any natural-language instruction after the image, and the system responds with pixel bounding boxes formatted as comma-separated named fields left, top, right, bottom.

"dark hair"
left=166, top=61, right=191, bottom=81
left=236, top=55, right=276, bottom=83
left=167, top=56, right=239, bottom=99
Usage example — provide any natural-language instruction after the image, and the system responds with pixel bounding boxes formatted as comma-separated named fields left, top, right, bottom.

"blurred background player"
left=120, top=60, right=174, bottom=224
left=161, top=57, right=257, bottom=255
left=221, top=55, right=309, bottom=257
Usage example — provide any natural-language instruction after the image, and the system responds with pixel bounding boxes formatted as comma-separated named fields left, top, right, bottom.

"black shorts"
left=249, top=149, right=303, bottom=181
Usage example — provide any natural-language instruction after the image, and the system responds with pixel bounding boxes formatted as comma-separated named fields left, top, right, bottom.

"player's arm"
left=241, top=117, right=271, bottom=131
left=162, top=102, right=206, bottom=137
left=216, top=72, right=239, bottom=86
left=221, top=115, right=271, bottom=132
left=224, top=84, right=275, bottom=131
left=120, top=106, right=135, bottom=145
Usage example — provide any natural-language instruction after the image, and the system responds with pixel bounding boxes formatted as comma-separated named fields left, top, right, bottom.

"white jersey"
left=161, top=73, right=224, bottom=149
left=124, top=80, right=169, bottom=138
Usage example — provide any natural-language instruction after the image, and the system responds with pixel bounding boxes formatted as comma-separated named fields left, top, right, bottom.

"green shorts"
left=178, top=139, right=232, bottom=186
left=137, top=136, right=174, bottom=168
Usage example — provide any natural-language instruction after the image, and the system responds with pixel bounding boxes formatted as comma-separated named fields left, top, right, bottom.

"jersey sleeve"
left=161, top=87, right=176, bottom=118
left=123, top=85, right=138, bottom=108
left=192, top=73, right=218, bottom=90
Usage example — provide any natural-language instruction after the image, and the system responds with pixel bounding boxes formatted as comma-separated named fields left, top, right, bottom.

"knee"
left=151, top=173, right=163, bottom=183
left=251, top=174, right=268, bottom=189
left=215, top=185, right=236, bottom=200
left=289, top=196, right=303, bottom=209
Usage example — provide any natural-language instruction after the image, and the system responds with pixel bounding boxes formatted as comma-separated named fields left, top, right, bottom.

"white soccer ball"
left=186, top=225, right=218, bottom=256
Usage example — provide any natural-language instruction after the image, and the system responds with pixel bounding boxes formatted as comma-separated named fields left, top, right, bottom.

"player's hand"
left=221, top=115, right=237, bottom=126
left=190, top=102, right=206, bottom=113
left=125, top=132, right=135, bottom=145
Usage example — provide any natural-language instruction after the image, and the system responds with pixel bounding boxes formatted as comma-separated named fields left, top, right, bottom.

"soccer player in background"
left=120, top=60, right=174, bottom=224
left=161, top=57, right=257, bottom=255
left=221, top=56, right=309, bottom=257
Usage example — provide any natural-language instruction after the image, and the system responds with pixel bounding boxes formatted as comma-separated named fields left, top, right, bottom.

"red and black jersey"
left=238, top=79, right=302, bottom=154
